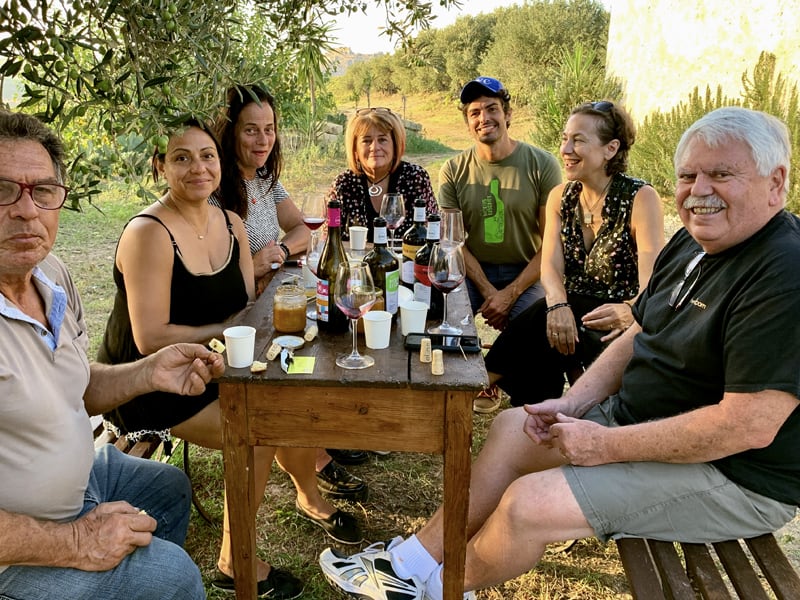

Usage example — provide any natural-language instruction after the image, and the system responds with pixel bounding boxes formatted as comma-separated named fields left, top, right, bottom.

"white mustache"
left=682, top=195, right=727, bottom=210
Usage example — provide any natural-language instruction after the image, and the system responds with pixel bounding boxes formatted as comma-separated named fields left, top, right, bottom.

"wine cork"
left=304, top=324, right=318, bottom=342
left=431, top=349, right=444, bottom=375
left=266, top=342, right=282, bottom=361
left=420, top=337, right=432, bottom=363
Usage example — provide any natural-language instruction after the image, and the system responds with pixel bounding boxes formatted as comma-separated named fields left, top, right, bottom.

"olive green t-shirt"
left=438, top=142, right=561, bottom=265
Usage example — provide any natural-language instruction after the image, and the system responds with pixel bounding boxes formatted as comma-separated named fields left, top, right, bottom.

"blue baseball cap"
left=459, top=76, right=511, bottom=104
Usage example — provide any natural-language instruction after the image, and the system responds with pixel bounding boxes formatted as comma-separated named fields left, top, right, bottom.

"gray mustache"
left=683, top=196, right=726, bottom=210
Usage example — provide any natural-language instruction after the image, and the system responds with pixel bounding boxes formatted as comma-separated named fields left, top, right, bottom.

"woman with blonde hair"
left=328, top=107, right=437, bottom=241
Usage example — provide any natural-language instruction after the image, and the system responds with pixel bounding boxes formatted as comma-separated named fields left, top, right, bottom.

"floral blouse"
left=327, top=161, right=437, bottom=241
left=560, top=172, right=646, bottom=300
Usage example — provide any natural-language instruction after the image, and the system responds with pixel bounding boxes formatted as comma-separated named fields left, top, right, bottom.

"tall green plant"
left=0, top=0, right=458, bottom=204
left=631, top=86, right=736, bottom=198
left=740, top=52, right=800, bottom=212
left=631, top=52, right=800, bottom=214
left=529, top=43, right=622, bottom=156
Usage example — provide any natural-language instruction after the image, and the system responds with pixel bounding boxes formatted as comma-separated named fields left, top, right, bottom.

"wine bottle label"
left=316, top=278, right=331, bottom=322
left=384, top=269, right=400, bottom=314
left=328, top=207, right=341, bottom=228
left=374, top=226, right=388, bottom=245
left=401, top=259, right=417, bottom=285
left=426, top=221, right=441, bottom=240
left=413, top=205, right=426, bottom=222
left=414, top=281, right=432, bottom=306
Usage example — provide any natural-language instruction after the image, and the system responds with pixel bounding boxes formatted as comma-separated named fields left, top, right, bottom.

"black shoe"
left=326, top=449, right=369, bottom=465
left=295, top=499, right=363, bottom=544
left=211, top=567, right=303, bottom=599
left=316, top=460, right=369, bottom=501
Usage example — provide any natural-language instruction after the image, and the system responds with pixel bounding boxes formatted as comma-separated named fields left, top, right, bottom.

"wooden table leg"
left=441, top=390, right=473, bottom=600
left=219, top=383, right=257, bottom=600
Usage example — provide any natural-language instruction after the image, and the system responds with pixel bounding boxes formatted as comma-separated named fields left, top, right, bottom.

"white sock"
left=424, top=565, right=444, bottom=600
left=389, top=534, right=439, bottom=581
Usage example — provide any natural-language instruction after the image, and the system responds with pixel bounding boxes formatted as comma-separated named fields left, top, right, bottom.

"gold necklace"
left=158, top=195, right=210, bottom=240
left=366, top=173, right=390, bottom=197
left=580, top=178, right=613, bottom=226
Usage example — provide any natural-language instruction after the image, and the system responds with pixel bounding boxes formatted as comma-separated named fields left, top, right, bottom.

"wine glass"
left=440, top=208, right=466, bottom=250
left=301, top=193, right=326, bottom=231
left=303, top=229, right=326, bottom=319
left=427, top=244, right=466, bottom=335
left=334, top=261, right=377, bottom=369
left=380, top=193, right=405, bottom=255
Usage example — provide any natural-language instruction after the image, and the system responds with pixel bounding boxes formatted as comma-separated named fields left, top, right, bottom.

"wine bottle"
left=316, top=198, right=349, bottom=332
left=400, top=197, right=427, bottom=289
left=362, top=217, right=400, bottom=315
left=413, top=213, right=444, bottom=320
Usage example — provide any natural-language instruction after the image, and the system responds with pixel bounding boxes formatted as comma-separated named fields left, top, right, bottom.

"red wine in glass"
left=427, top=244, right=465, bottom=335
left=303, top=217, right=325, bottom=230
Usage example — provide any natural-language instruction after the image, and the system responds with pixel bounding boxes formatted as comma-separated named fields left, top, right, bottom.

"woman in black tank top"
left=97, top=120, right=355, bottom=598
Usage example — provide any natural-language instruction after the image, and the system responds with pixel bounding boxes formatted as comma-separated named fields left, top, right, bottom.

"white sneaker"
left=319, top=544, right=423, bottom=600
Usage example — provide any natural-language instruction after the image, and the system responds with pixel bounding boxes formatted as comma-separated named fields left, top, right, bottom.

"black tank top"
left=98, top=209, right=248, bottom=437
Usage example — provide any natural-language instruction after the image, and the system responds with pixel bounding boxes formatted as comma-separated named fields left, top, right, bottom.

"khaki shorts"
left=563, top=397, right=797, bottom=543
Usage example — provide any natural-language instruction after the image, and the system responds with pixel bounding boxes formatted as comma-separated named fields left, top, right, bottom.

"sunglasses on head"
left=590, top=101, right=614, bottom=112
left=356, top=107, right=393, bottom=116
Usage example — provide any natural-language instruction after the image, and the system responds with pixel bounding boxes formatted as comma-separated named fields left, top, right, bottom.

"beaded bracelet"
left=279, top=242, right=291, bottom=261
left=545, top=302, right=571, bottom=314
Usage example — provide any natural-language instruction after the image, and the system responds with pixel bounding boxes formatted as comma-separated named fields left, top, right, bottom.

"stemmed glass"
left=303, top=229, right=326, bottom=320
left=440, top=208, right=466, bottom=250
left=334, top=261, right=377, bottom=369
left=427, top=244, right=466, bottom=335
left=301, top=193, right=326, bottom=231
left=380, top=193, right=405, bottom=255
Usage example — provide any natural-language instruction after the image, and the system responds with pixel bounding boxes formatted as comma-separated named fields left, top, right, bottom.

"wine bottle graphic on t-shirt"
left=481, top=178, right=504, bottom=244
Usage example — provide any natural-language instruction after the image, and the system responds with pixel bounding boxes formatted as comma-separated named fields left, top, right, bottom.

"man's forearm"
left=83, top=360, right=153, bottom=416
left=504, top=253, right=543, bottom=300
left=564, top=324, right=637, bottom=415
left=0, top=509, right=76, bottom=568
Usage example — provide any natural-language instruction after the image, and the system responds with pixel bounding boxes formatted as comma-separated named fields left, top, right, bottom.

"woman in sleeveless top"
left=96, top=120, right=320, bottom=599
left=215, top=85, right=370, bottom=506
left=480, top=102, right=665, bottom=410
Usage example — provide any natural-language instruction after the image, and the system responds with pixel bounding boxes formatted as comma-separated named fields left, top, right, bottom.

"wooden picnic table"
left=218, top=264, right=488, bottom=599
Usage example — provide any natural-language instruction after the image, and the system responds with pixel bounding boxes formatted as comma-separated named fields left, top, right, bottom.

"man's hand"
left=522, top=397, right=574, bottom=445
left=536, top=414, right=610, bottom=466
left=69, top=502, right=156, bottom=571
left=479, top=287, right=517, bottom=330
left=147, top=343, right=225, bottom=396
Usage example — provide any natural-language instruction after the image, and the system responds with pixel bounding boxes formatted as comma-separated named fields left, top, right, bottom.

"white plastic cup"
left=349, top=226, right=368, bottom=251
left=222, top=325, right=256, bottom=368
left=399, top=300, right=428, bottom=336
left=363, top=310, right=392, bottom=349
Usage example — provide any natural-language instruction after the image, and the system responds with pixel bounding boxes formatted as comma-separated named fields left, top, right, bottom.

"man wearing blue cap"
left=438, top=76, right=561, bottom=332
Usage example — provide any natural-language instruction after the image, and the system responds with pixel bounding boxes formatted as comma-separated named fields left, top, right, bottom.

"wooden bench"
left=616, top=534, right=800, bottom=599
left=92, top=418, right=215, bottom=524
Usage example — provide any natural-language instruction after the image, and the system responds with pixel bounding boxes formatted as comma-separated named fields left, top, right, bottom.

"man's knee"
left=126, top=538, right=205, bottom=600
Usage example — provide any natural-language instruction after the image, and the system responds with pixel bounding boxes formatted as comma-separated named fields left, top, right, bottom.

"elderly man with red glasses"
left=0, top=110, right=224, bottom=600
left=319, top=106, right=800, bottom=600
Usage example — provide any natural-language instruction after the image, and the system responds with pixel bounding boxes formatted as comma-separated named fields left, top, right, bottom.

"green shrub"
left=631, top=53, right=800, bottom=214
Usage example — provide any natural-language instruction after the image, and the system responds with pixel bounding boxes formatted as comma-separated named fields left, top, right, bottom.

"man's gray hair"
left=674, top=106, right=791, bottom=196
left=0, top=111, right=66, bottom=183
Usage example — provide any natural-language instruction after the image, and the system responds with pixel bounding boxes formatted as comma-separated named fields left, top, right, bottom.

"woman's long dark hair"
left=215, top=84, right=282, bottom=219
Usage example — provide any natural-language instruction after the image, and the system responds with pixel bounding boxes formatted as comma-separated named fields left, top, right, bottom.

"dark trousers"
left=485, top=294, right=611, bottom=406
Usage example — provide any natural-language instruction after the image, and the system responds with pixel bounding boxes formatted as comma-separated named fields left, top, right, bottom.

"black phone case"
left=404, top=334, right=482, bottom=353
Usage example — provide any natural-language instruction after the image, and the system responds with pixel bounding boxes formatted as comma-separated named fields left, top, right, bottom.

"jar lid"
left=273, top=335, right=305, bottom=349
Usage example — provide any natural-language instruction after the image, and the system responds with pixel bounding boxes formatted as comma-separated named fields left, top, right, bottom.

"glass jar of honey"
left=273, top=283, right=307, bottom=333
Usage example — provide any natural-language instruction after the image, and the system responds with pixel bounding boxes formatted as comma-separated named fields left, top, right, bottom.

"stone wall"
left=606, top=1, right=800, bottom=121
